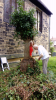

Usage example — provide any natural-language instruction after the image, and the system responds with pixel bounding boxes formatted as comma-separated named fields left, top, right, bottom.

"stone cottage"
left=0, top=0, right=52, bottom=60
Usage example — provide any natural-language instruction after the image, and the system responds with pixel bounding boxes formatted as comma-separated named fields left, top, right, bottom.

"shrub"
left=50, top=40, right=54, bottom=56
left=10, top=0, right=38, bottom=41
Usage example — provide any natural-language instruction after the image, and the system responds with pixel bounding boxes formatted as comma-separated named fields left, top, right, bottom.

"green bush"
left=10, top=0, right=38, bottom=40
left=50, top=40, right=54, bottom=56
left=50, top=47, right=54, bottom=56
left=26, top=61, right=41, bottom=75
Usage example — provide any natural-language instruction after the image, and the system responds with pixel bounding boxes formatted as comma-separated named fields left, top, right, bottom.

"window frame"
left=36, top=8, right=42, bottom=33
left=3, top=0, right=17, bottom=23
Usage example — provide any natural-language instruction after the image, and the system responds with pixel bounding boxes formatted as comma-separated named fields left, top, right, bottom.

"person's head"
left=30, top=40, right=33, bottom=46
left=33, top=44, right=38, bottom=50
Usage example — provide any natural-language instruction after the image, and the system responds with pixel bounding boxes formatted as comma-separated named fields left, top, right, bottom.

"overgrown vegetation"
left=0, top=57, right=56, bottom=100
left=26, top=61, right=41, bottom=75
left=10, top=0, right=38, bottom=40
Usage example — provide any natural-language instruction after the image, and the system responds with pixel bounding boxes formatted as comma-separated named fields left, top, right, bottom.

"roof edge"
left=29, top=0, right=52, bottom=15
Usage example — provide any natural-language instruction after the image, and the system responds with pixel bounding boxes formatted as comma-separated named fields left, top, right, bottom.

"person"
left=29, top=41, right=33, bottom=57
left=33, top=44, right=49, bottom=74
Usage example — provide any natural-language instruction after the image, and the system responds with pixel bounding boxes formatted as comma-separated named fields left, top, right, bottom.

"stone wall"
left=0, top=1, right=24, bottom=58
left=25, top=0, right=50, bottom=51
left=0, top=0, right=50, bottom=59
left=34, top=12, right=50, bottom=51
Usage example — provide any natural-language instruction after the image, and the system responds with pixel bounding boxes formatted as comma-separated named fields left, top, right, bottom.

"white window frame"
left=37, top=9, right=42, bottom=33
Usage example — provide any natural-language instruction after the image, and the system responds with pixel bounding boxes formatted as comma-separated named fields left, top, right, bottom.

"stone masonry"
left=25, top=0, right=50, bottom=51
left=0, top=0, right=50, bottom=59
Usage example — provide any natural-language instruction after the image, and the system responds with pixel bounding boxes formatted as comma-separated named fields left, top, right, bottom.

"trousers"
left=42, top=57, right=49, bottom=74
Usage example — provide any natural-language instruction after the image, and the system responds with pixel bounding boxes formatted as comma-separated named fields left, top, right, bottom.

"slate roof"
left=30, top=0, right=52, bottom=15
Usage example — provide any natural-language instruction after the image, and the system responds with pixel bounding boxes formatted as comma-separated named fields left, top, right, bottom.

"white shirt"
left=38, top=45, right=49, bottom=60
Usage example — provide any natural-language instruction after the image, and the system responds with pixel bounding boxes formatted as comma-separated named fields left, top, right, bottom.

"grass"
left=0, top=57, right=56, bottom=100
left=48, top=57, right=56, bottom=72
left=39, top=56, right=56, bottom=83
left=39, top=56, right=56, bottom=74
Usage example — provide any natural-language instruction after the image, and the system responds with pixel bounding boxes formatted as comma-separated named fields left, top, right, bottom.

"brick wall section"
left=0, top=22, right=24, bottom=55
left=25, top=0, right=36, bottom=11
left=0, top=0, right=50, bottom=59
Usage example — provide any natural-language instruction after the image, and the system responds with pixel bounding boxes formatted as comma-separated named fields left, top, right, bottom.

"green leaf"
left=10, top=97, right=13, bottom=100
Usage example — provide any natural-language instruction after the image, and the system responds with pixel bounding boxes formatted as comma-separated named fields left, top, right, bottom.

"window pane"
left=37, top=10, right=42, bottom=32
left=4, top=0, right=11, bottom=22
left=12, top=0, right=16, bottom=12
left=39, top=12, right=42, bottom=32
left=37, top=11, right=38, bottom=31
left=4, top=0, right=17, bottom=22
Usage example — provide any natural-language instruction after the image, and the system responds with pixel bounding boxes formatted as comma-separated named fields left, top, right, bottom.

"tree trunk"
left=24, top=40, right=30, bottom=59
left=20, top=40, right=35, bottom=72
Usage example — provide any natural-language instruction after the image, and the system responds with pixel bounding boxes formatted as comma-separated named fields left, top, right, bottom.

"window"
left=10, top=0, right=17, bottom=13
left=4, top=0, right=17, bottom=23
left=37, top=10, right=42, bottom=33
